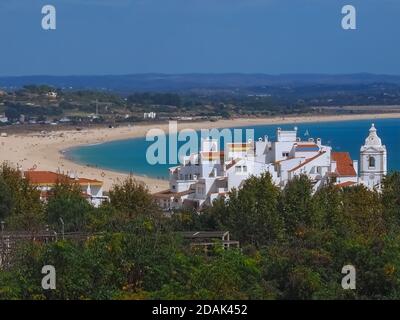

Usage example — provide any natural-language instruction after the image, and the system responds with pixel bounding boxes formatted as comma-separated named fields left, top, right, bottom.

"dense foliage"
left=1, top=164, right=400, bottom=300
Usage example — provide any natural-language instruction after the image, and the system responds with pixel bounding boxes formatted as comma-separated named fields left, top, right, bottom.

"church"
left=154, top=123, right=387, bottom=211
left=359, top=124, right=387, bottom=189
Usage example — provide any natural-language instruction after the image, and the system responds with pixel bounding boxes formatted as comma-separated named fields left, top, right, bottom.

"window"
left=197, top=186, right=204, bottom=195
left=282, top=152, right=289, bottom=157
left=369, top=156, right=376, bottom=168
left=235, top=165, right=248, bottom=173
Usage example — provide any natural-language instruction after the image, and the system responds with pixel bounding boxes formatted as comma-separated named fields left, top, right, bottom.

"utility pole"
left=1, top=221, right=4, bottom=250
left=0, top=221, right=3, bottom=268
left=59, top=217, right=65, bottom=240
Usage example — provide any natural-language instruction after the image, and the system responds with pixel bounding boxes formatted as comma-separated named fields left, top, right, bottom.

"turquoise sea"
left=66, top=118, right=400, bottom=180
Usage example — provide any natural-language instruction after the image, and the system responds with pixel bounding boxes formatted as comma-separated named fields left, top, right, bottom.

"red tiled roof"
left=40, top=190, right=92, bottom=199
left=227, top=143, right=250, bottom=147
left=77, top=177, right=103, bottom=185
left=332, top=152, right=357, bottom=177
left=201, top=151, right=225, bottom=161
left=153, top=189, right=195, bottom=199
left=336, top=181, right=357, bottom=188
left=25, top=171, right=63, bottom=184
left=24, top=171, right=103, bottom=186
left=288, top=151, right=326, bottom=172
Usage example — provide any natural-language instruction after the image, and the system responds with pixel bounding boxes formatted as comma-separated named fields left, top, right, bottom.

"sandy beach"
left=1, top=112, right=400, bottom=193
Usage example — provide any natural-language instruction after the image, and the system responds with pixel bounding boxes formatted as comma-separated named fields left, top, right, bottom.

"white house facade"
left=24, top=170, right=108, bottom=207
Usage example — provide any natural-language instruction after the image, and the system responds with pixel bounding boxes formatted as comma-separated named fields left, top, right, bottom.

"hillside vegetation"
left=1, top=163, right=400, bottom=299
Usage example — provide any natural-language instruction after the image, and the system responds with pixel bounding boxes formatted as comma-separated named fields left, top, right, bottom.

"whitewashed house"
left=24, top=170, right=108, bottom=207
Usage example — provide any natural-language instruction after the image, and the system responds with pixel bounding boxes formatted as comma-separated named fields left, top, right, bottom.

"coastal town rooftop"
left=24, top=170, right=103, bottom=186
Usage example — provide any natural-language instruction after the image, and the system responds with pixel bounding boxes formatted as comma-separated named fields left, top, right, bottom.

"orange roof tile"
left=336, top=181, right=357, bottom=188
left=332, top=152, right=357, bottom=177
left=24, top=171, right=103, bottom=186
left=227, top=143, right=250, bottom=147
left=227, top=143, right=252, bottom=151
left=25, top=171, right=65, bottom=184
left=201, top=151, right=225, bottom=161
left=153, top=189, right=195, bottom=199
left=77, top=177, right=103, bottom=185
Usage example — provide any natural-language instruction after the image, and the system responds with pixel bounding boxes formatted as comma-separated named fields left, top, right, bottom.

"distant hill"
left=1, top=73, right=400, bottom=93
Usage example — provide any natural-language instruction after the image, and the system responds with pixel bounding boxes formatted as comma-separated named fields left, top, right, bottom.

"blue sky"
left=0, top=0, right=399, bottom=76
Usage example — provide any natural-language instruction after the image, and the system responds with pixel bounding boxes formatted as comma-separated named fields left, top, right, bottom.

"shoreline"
left=1, top=112, right=400, bottom=192
left=62, top=147, right=167, bottom=181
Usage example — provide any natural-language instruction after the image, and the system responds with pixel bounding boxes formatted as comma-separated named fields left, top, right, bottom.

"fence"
left=0, top=230, right=94, bottom=269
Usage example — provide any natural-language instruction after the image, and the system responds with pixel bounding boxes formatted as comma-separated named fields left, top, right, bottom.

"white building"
left=0, top=115, right=8, bottom=124
left=154, top=124, right=387, bottom=211
left=24, top=170, right=108, bottom=207
left=46, top=91, right=58, bottom=99
left=144, top=112, right=157, bottom=120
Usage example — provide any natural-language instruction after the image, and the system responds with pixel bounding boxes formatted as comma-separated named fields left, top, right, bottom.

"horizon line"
left=1, top=72, right=400, bottom=78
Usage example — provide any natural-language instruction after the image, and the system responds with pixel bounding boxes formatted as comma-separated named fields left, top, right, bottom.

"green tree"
left=0, top=163, right=45, bottom=231
left=313, top=183, right=344, bottom=233
left=168, top=209, right=204, bottom=231
left=109, top=176, right=160, bottom=219
left=46, top=180, right=93, bottom=232
left=154, top=248, right=275, bottom=300
left=340, top=185, right=385, bottom=240
left=278, top=175, right=319, bottom=237
left=204, top=173, right=285, bottom=247
left=381, top=172, right=400, bottom=229
left=0, top=176, right=13, bottom=220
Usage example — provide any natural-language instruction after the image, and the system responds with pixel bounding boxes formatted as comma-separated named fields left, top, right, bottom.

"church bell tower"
left=359, top=123, right=387, bottom=189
